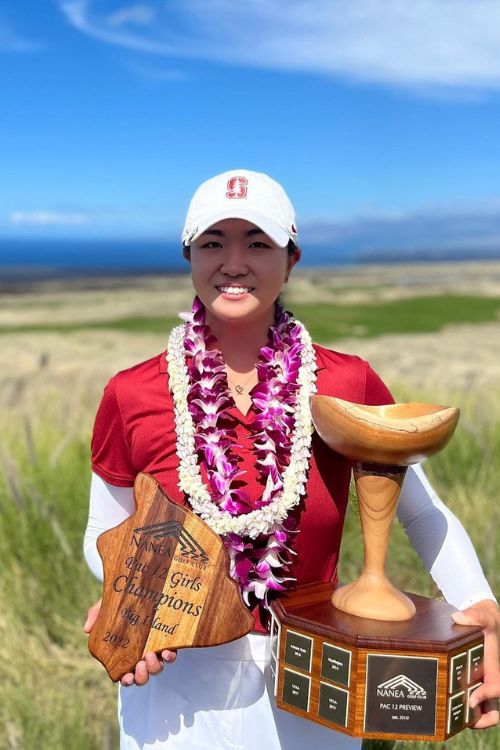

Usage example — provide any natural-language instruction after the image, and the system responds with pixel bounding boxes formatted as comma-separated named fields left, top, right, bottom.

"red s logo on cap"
left=226, top=176, right=248, bottom=199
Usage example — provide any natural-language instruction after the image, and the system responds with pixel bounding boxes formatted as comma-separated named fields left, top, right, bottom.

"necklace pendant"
left=235, top=384, right=244, bottom=395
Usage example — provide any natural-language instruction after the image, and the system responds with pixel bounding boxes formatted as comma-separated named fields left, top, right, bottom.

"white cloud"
left=299, top=203, right=500, bottom=256
left=59, top=0, right=173, bottom=54
left=10, top=211, right=89, bottom=226
left=107, top=4, right=155, bottom=28
left=57, top=0, right=500, bottom=90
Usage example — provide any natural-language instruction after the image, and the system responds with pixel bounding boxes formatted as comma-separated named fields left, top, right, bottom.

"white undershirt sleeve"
left=397, top=463, right=496, bottom=610
left=83, top=472, right=135, bottom=581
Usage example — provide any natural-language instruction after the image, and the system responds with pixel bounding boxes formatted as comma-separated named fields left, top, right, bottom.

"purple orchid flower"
left=181, top=296, right=309, bottom=607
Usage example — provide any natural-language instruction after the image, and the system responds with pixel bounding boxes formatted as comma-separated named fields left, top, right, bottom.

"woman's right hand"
left=84, top=599, right=177, bottom=687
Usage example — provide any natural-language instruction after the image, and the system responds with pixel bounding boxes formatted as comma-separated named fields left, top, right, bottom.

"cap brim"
left=185, top=207, right=290, bottom=248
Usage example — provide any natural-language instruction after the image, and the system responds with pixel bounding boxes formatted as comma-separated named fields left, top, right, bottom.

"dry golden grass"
left=1, top=261, right=499, bottom=749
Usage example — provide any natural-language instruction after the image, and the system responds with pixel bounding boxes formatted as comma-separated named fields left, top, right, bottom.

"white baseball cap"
left=182, top=169, right=298, bottom=248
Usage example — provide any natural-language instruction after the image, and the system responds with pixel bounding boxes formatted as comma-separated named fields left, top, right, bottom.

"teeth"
left=218, top=286, right=251, bottom=295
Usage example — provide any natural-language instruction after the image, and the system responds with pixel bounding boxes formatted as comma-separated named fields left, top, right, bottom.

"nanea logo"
left=377, top=675, right=427, bottom=700
left=132, top=521, right=209, bottom=563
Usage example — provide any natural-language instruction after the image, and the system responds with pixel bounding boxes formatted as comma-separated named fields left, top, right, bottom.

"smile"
left=216, top=286, right=254, bottom=295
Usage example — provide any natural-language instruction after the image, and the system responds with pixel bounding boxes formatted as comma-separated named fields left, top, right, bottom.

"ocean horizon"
left=1, top=237, right=500, bottom=285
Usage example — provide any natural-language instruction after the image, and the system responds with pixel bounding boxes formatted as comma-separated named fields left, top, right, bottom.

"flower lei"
left=167, top=297, right=317, bottom=607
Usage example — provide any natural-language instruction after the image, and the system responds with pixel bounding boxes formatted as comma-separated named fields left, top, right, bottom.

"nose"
left=220, top=245, right=249, bottom=277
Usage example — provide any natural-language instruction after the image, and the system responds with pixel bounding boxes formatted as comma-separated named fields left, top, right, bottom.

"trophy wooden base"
left=269, top=582, right=484, bottom=742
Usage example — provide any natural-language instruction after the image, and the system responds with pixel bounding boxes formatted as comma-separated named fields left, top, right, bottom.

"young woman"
left=85, top=169, right=499, bottom=750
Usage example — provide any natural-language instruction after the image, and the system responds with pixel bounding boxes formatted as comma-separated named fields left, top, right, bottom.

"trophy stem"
left=332, top=464, right=416, bottom=621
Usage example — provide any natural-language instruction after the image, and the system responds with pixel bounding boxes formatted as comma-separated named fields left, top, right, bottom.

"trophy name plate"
left=270, top=582, right=484, bottom=742
left=88, top=473, right=254, bottom=681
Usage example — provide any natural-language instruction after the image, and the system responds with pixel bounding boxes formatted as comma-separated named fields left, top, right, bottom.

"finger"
left=134, top=660, right=149, bottom=686
left=84, top=599, right=102, bottom=633
left=469, top=682, right=500, bottom=708
left=161, top=649, right=177, bottom=663
left=451, top=610, right=490, bottom=628
left=470, top=699, right=499, bottom=730
left=121, top=672, right=135, bottom=687
left=452, top=604, right=498, bottom=631
left=451, top=611, right=474, bottom=626
left=144, top=651, right=164, bottom=675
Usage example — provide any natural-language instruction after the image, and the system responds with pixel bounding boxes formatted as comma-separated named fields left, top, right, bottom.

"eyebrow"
left=200, top=227, right=266, bottom=238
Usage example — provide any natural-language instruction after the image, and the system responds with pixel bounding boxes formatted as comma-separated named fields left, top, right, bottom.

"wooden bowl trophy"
left=269, top=397, right=484, bottom=742
left=88, top=473, right=254, bottom=681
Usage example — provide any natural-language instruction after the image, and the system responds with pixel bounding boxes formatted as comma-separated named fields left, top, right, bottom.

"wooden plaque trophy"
left=269, top=397, right=484, bottom=742
left=88, top=473, right=254, bottom=681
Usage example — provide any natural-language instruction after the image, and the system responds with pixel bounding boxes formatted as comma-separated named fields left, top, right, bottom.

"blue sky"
left=1, top=0, right=500, bottom=255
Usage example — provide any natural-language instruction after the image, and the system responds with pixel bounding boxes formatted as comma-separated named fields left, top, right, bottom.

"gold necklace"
left=226, top=369, right=256, bottom=395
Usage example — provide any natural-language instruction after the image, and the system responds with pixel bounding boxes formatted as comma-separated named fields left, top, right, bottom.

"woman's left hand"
left=452, top=599, right=500, bottom=729
left=84, top=598, right=177, bottom=686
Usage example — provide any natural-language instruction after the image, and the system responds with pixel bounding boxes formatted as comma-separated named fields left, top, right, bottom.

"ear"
left=182, top=245, right=191, bottom=262
left=285, top=245, right=301, bottom=282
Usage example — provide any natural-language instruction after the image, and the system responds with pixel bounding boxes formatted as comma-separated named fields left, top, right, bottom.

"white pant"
left=118, top=634, right=361, bottom=750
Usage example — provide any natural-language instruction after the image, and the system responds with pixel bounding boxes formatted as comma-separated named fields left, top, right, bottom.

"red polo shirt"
left=91, top=344, right=392, bottom=631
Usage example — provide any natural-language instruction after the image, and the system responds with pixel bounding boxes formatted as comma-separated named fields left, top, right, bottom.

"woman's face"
left=186, top=218, right=300, bottom=328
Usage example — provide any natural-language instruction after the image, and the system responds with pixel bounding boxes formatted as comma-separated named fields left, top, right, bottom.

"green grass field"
left=0, top=392, right=498, bottom=749
left=2, top=294, right=500, bottom=342
left=0, top=290, right=499, bottom=749
left=291, top=294, right=500, bottom=341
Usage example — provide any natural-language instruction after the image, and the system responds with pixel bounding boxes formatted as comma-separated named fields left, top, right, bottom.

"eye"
left=199, top=240, right=222, bottom=249
left=249, top=240, right=271, bottom=249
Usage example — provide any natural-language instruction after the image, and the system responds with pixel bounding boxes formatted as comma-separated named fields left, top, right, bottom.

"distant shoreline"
left=2, top=236, right=500, bottom=291
left=0, top=264, right=189, bottom=291
left=2, top=256, right=500, bottom=295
